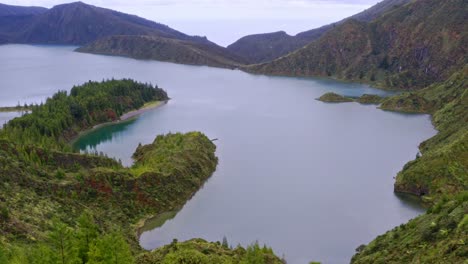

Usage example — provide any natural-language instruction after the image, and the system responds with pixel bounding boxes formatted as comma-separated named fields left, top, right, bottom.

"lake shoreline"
left=0, top=106, right=31, bottom=113
left=70, top=100, right=168, bottom=145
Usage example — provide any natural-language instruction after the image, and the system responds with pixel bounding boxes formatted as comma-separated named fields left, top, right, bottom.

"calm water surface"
left=0, top=45, right=437, bottom=264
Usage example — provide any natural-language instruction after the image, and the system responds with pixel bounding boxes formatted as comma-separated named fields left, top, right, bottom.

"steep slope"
left=249, top=0, right=467, bottom=90
left=227, top=0, right=411, bottom=64
left=0, top=3, right=47, bottom=16
left=77, top=35, right=246, bottom=68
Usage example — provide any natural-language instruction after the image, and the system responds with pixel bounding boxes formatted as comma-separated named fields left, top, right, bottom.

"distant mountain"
left=0, top=1, right=246, bottom=67
left=0, top=1, right=208, bottom=45
left=77, top=35, right=247, bottom=68
left=0, top=3, right=47, bottom=16
left=228, top=0, right=411, bottom=64
left=247, top=0, right=467, bottom=90
left=226, top=31, right=304, bottom=64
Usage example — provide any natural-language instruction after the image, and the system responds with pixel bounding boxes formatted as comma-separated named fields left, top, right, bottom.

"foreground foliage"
left=138, top=239, right=284, bottom=264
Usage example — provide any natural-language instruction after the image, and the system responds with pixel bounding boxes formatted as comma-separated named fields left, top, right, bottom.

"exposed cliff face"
left=227, top=0, right=411, bottom=64
left=248, top=0, right=467, bottom=90
left=77, top=35, right=246, bottom=68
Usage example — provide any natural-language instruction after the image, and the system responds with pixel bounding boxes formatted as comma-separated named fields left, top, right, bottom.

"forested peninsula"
left=0, top=79, right=283, bottom=263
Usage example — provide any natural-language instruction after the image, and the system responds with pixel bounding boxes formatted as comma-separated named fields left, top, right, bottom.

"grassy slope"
left=0, top=132, right=217, bottom=248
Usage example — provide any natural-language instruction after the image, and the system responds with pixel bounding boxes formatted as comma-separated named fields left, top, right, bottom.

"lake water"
left=0, top=44, right=437, bottom=264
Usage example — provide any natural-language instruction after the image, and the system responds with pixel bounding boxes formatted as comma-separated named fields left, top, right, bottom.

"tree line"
left=0, top=79, right=168, bottom=150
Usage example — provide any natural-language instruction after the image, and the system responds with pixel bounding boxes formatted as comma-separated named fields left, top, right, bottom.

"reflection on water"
left=73, top=119, right=137, bottom=151
left=0, top=111, right=24, bottom=127
left=395, top=192, right=429, bottom=212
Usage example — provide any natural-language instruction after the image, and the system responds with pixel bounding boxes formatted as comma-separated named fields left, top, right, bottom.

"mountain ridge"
left=0, top=1, right=246, bottom=67
left=0, top=3, right=47, bottom=16
left=0, top=1, right=205, bottom=45
left=227, top=0, right=412, bottom=64
left=247, top=0, right=467, bottom=90
left=77, top=35, right=247, bottom=68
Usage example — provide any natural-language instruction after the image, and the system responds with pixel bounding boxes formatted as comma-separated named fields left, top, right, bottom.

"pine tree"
left=222, top=236, right=229, bottom=248
left=48, top=219, right=80, bottom=264
left=75, top=211, right=99, bottom=263
left=88, top=231, right=134, bottom=264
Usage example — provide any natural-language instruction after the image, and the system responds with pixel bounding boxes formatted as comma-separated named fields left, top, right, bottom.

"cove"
left=0, top=44, right=437, bottom=264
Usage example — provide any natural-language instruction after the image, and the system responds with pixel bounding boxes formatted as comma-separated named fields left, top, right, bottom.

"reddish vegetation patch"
left=105, top=109, right=118, bottom=121
left=85, top=179, right=113, bottom=197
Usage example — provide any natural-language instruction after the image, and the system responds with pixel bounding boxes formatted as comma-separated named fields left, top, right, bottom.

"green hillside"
left=249, top=0, right=467, bottom=90
left=227, top=0, right=410, bottom=64
left=77, top=35, right=246, bottom=69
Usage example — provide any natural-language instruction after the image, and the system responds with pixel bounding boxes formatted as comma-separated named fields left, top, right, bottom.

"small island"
left=317, top=92, right=384, bottom=104
left=316, top=92, right=354, bottom=103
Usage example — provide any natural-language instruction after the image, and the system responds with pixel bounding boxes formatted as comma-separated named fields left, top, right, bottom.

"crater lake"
left=0, top=44, right=437, bottom=264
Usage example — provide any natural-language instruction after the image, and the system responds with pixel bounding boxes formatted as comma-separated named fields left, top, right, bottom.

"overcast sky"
left=3, top=0, right=381, bottom=46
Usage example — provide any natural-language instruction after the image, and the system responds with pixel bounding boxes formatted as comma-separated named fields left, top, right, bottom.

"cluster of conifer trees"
left=0, top=212, right=133, bottom=264
left=1, top=79, right=168, bottom=149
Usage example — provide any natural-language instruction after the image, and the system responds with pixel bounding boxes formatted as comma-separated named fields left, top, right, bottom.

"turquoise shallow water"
left=0, top=44, right=436, bottom=264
